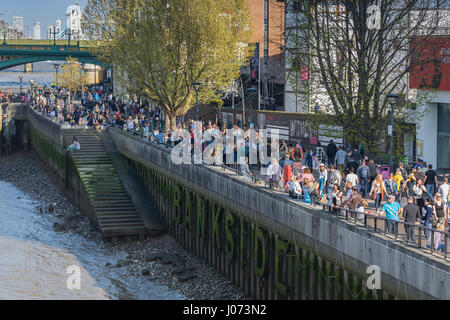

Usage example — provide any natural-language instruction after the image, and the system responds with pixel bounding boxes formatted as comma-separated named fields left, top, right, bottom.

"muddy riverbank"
left=0, top=151, right=246, bottom=300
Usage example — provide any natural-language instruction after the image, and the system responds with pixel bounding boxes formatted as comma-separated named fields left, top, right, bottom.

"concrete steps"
left=63, top=128, right=147, bottom=238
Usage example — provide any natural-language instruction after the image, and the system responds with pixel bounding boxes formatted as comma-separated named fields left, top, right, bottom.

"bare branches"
left=286, top=0, right=448, bottom=149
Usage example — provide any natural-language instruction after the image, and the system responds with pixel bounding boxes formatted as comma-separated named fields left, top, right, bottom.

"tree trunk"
left=164, top=112, right=177, bottom=132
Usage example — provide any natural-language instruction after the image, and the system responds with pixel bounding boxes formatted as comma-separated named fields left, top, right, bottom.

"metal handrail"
left=30, top=104, right=449, bottom=261
left=321, top=203, right=448, bottom=259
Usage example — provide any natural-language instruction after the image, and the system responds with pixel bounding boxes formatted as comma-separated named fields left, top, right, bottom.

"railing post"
left=395, top=222, right=398, bottom=239
left=418, top=226, right=422, bottom=248
left=345, top=209, right=348, bottom=221
left=374, top=216, right=377, bottom=231
left=364, top=214, right=367, bottom=228
left=444, top=234, right=447, bottom=259
left=431, top=230, right=434, bottom=253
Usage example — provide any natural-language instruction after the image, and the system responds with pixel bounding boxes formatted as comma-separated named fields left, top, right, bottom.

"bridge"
left=0, top=39, right=108, bottom=71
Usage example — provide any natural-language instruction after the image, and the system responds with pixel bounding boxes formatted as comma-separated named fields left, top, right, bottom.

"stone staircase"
left=62, top=128, right=147, bottom=238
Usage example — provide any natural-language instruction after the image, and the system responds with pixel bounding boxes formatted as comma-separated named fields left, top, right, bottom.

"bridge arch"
left=0, top=56, right=109, bottom=71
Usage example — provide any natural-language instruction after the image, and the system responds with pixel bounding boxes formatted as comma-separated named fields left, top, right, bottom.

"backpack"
left=304, top=190, right=311, bottom=204
left=360, top=166, right=368, bottom=179
left=294, top=147, right=302, bottom=159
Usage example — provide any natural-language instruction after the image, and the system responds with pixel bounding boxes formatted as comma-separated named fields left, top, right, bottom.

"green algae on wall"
left=127, top=157, right=391, bottom=300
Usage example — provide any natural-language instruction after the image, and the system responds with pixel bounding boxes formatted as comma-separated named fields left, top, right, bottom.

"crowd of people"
left=28, top=83, right=449, bottom=253
left=267, top=142, right=448, bottom=252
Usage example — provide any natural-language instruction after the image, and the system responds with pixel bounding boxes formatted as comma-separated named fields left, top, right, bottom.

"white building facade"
left=47, top=20, right=62, bottom=40
left=32, top=22, right=41, bottom=40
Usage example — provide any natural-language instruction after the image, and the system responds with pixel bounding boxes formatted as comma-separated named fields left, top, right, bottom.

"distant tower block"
left=32, top=21, right=41, bottom=40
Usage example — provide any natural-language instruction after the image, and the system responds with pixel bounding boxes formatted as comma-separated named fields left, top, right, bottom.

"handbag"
left=431, top=216, right=438, bottom=228
left=371, top=193, right=376, bottom=200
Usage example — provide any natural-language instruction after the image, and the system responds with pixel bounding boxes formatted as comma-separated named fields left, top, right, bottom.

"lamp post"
left=2, top=29, right=6, bottom=45
left=387, top=94, right=399, bottom=172
left=193, top=82, right=201, bottom=121
left=66, top=29, right=72, bottom=46
left=246, top=87, right=257, bottom=128
left=53, top=63, right=59, bottom=90
left=51, top=26, right=57, bottom=46
left=19, top=75, right=23, bottom=92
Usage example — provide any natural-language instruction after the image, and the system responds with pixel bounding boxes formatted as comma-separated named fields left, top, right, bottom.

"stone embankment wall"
left=107, top=127, right=449, bottom=300
left=4, top=104, right=448, bottom=299
left=8, top=104, right=100, bottom=229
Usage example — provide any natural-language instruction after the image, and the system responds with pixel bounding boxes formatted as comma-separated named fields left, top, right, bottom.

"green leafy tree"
left=56, top=57, right=88, bottom=105
left=83, top=0, right=253, bottom=130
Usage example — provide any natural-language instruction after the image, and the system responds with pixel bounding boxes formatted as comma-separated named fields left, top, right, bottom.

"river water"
left=0, top=62, right=56, bottom=91
left=0, top=180, right=185, bottom=300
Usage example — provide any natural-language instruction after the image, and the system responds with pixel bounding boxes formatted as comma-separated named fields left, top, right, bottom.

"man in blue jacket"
left=382, top=195, right=402, bottom=235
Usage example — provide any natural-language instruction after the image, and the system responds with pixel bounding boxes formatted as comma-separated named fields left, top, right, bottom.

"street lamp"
left=193, top=81, right=201, bottom=121
left=246, top=87, right=257, bottom=127
left=2, top=28, right=6, bottom=45
left=19, top=75, right=23, bottom=92
left=387, top=93, right=399, bottom=172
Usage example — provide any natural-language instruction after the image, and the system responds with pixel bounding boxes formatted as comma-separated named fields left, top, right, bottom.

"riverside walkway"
left=4, top=103, right=449, bottom=299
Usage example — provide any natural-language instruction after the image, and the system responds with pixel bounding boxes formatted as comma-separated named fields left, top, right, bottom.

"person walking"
left=357, top=160, right=370, bottom=199
left=399, top=181, right=409, bottom=207
left=402, top=196, right=420, bottom=243
left=306, top=148, right=314, bottom=172
left=397, top=162, right=407, bottom=180
left=382, top=195, right=402, bottom=235
left=349, top=145, right=361, bottom=173
left=437, top=177, right=449, bottom=217
left=335, top=146, right=347, bottom=174
left=421, top=198, right=434, bottom=246
left=368, top=159, right=378, bottom=192
left=370, top=174, right=388, bottom=212
left=393, top=170, right=404, bottom=194
left=292, top=157, right=302, bottom=177
left=346, top=169, right=359, bottom=188
left=319, top=163, right=328, bottom=198
left=433, top=193, right=447, bottom=226
left=327, top=166, right=341, bottom=206
left=412, top=179, right=427, bottom=215
left=326, top=140, right=337, bottom=167
left=424, top=164, right=438, bottom=198
left=293, top=143, right=303, bottom=162
left=384, top=173, right=398, bottom=197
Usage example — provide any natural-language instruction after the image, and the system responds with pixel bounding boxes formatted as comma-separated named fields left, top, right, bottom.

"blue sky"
left=0, top=0, right=87, bottom=39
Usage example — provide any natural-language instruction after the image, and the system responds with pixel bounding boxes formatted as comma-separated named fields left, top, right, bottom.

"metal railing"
left=320, top=203, right=448, bottom=260
left=29, top=105, right=450, bottom=261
